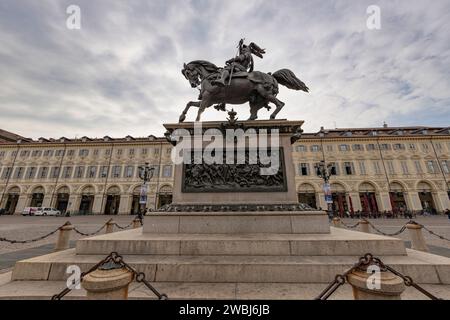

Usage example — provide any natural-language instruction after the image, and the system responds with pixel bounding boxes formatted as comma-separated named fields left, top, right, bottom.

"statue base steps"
left=143, top=211, right=330, bottom=234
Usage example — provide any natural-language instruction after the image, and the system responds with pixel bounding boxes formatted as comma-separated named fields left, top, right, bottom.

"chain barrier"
left=114, top=221, right=134, bottom=230
left=0, top=222, right=71, bottom=244
left=72, top=224, right=107, bottom=237
left=315, top=253, right=440, bottom=300
left=419, top=224, right=450, bottom=242
left=364, top=219, right=409, bottom=237
left=340, top=220, right=360, bottom=229
left=51, top=252, right=168, bottom=300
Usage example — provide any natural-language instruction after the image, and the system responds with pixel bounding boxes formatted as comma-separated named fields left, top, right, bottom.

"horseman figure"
left=179, top=39, right=309, bottom=122
left=213, top=39, right=266, bottom=87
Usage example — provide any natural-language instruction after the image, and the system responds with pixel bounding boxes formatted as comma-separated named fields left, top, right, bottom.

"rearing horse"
left=179, top=60, right=309, bottom=122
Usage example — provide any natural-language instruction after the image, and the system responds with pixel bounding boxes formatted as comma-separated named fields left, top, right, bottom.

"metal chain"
left=0, top=223, right=68, bottom=244
left=52, top=252, right=168, bottom=300
left=340, top=221, right=360, bottom=229
left=315, top=253, right=440, bottom=300
left=364, top=219, right=409, bottom=237
left=114, top=221, right=133, bottom=230
left=419, top=224, right=450, bottom=242
left=73, top=224, right=107, bottom=237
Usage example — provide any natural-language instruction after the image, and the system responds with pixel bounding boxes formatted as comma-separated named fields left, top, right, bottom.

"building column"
left=42, top=194, right=52, bottom=208
left=348, top=192, right=361, bottom=212
left=378, top=192, right=392, bottom=212
left=67, top=194, right=81, bottom=213
left=15, top=195, right=29, bottom=215
left=409, top=191, right=423, bottom=211
left=119, top=194, right=131, bottom=215
left=317, top=192, right=327, bottom=211
left=92, top=194, right=104, bottom=215
left=434, top=192, right=450, bottom=213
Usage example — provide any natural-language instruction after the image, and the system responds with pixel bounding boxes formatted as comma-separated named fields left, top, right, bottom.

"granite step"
left=11, top=248, right=450, bottom=284
left=1, top=278, right=450, bottom=300
left=75, top=227, right=407, bottom=256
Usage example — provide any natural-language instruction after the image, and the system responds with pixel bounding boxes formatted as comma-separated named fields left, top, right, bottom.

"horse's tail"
left=272, top=69, right=309, bottom=92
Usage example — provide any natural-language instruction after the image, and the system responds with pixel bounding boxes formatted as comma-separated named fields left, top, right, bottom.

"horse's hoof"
left=270, top=115, right=276, bottom=120
left=179, top=114, right=186, bottom=123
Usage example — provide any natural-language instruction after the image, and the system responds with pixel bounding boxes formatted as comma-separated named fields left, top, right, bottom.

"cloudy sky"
left=0, top=0, right=449, bottom=139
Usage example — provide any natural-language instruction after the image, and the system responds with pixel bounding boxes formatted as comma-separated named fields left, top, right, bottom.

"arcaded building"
left=0, top=125, right=449, bottom=215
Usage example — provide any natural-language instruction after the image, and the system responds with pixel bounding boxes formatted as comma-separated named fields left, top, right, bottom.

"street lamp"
left=314, top=160, right=334, bottom=219
left=138, top=162, right=155, bottom=223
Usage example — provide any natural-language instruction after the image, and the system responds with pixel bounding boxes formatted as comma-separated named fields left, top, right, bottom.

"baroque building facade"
left=0, top=125, right=449, bottom=216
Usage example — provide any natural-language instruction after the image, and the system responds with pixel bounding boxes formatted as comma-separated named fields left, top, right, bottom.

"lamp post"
left=315, top=160, right=334, bottom=220
left=138, top=162, right=154, bottom=224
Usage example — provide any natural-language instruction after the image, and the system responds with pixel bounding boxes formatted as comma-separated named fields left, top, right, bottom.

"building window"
left=426, top=161, right=437, bottom=174
left=75, top=166, right=84, bottom=179
left=422, top=144, right=429, bottom=152
left=0, top=151, right=5, bottom=158
left=67, top=150, right=75, bottom=157
left=129, top=149, right=135, bottom=156
left=141, top=148, right=148, bottom=155
left=435, top=143, right=442, bottom=150
left=339, top=145, right=350, bottom=152
left=387, top=161, right=395, bottom=174
left=117, top=149, right=123, bottom=156
left=358, top=161, right=367, bottom=175
left=414, top=161, right=423, bottom=174
left=105, top=149, right=111, bottom=156
left=26, top=167, right=36, bottom=180
left=330, top=163, right=338, bottom=175
left=39, top=167, right=48, bottom=179
left=442, top=161, right=449, bottom=174
left=79, top=149, right=89, bottom=157
left=14, top=167, right=24, bottom=179
left=401, top=161, right=409, bottom=175
left=310, top=145, right=321, bottom=152
left=100, top=166, right=109, bottom=178
left=326, top=145, right=333, bottom=152
left=88, top=166, right=97, bottom=178
left=163, top=165, right=173, bottom=177
left=154, top=148, right=160, bottom=155
left=93, top=149, right=99, bottom=156
left=373, top=161, right=382, bottom=174
left=295, top=145, right=307, bottom=152
left=393, top=144, right=405, bottom=150
left=112, top=165, right=122, bottom=178
left=51, top=167, right=60, bottom=179
left=352, top=144, right=363, bottom=151
left=166, top=148, right=172, bottom=155
left=63, top=167, right=73, bottom=179
left=55, top=150, right=65, bottom=157
left=32, top=150, right=42, bottom=157
left=124, top=166, right=134, bottom=178
left=43, top=150, right=53, bottom=157
left=380, top=144, right=391, bottom=151
left=299, top=163, right=309, bottom=176
left=409, top=144, right=416, bottom=150
left=2, top=167, right=13, bottom=179
left=20, top=150, right=30, bottom=157
left=343, top=162, right=354, bottom=175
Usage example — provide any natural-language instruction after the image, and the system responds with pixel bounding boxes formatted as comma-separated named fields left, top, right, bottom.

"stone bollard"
left=105, top=219, right=115, bottom=234
left=332, top=217, right=342, bottom=228
left=347, top=269, right=405, bottom=300
left=82, top=261, right=134, bottom=300
left=406, top=223, right=429, bottom=252
left=133, top=218, right=142, bottom=229
left=55, top=222, right=74, bottom=251
left=359, top=220, right=370, bottom=233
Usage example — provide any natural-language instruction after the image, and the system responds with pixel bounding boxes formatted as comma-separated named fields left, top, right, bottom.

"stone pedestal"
left=407, top=223, right=429, bottom=252
left=133, top=218, right=142, bottom=229
left=105, top=219, right=115, bottom=234
left=332, top=217, right=342, bottom=228
left=82, top=267, right=134, bottom=300
left=347, top=269, right=405, bottom=300
left=54, top=222, right=74, bottom=251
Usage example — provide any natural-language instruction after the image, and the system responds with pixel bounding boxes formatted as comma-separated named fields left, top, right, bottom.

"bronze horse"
left=180, top=60, right=309, bottom=122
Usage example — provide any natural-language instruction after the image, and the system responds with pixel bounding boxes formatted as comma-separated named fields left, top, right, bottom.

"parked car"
left=22, top=207, right=39, bottom=216
left=34, top=208, right=61, bottom=216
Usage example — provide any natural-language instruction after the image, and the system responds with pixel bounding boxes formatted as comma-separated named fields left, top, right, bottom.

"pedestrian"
left=445, top=209, right=450, bottom=220
left=0, top=208, right=4, bottom=216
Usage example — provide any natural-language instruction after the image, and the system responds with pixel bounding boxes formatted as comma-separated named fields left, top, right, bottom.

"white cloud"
left=0, top=0, right=449, bottom=139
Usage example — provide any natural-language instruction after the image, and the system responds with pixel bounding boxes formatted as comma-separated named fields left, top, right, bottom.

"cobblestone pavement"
left=0, top=215, right=138, bottom=255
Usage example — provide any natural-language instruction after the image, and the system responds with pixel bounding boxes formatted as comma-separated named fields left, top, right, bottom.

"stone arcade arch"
left=56, top=186, right=70, bottom=213
left=4, top=186, right=20, bottom=215
left=104, top=186, right=121, bottom=215
left=79, top=185, right=95, bottom=215
left=389, top=182, right=408, bottom=214
left=330, top=183, right=348, bottom=217
left=359, top=182, right=379, bottom=215
left=29, top=186, right=45, bottom=207
left=417, top=181, right=437, bottom=214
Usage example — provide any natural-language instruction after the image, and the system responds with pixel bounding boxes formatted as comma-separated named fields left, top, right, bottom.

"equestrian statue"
left=179, top=39, right=309, bottom=122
